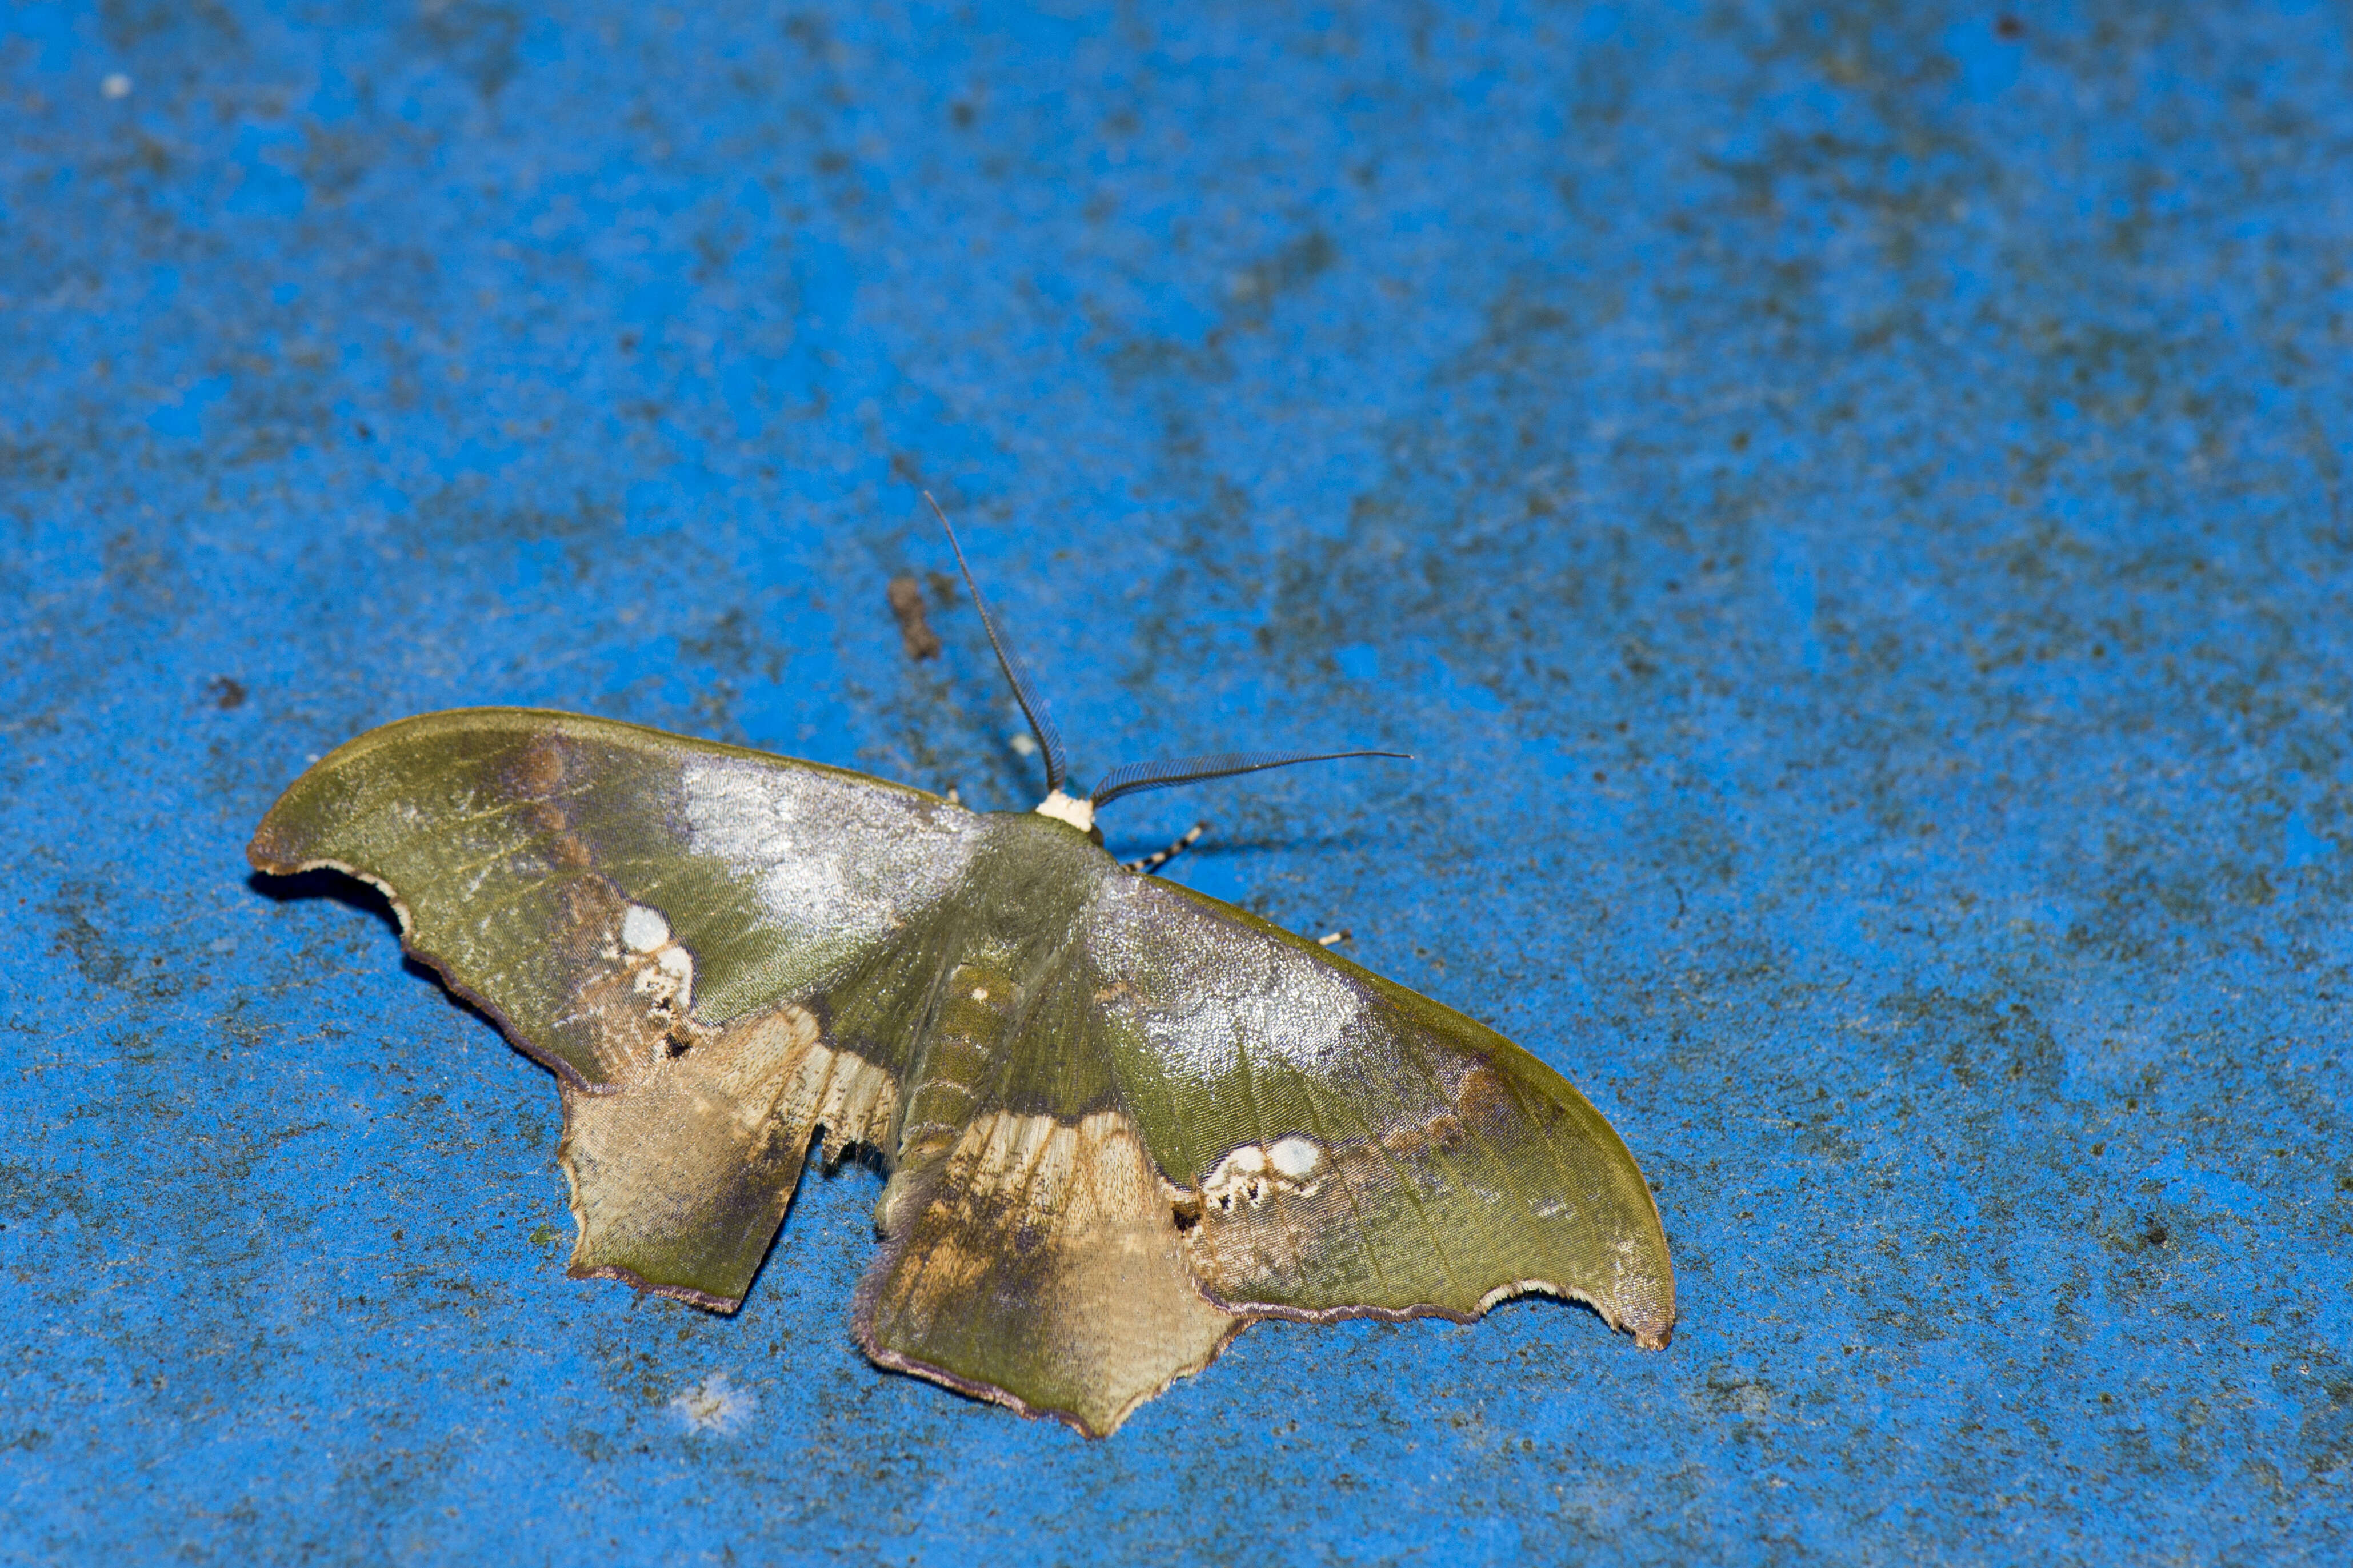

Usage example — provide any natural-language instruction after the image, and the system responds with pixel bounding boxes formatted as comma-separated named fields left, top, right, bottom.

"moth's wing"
left=249, top=708, right=983, bottom=1308
left=850, top=917, right=1244, bottom=1438
left=1087, top=874, right=1676, bottom=1346
left=853, top=1102, right=1246, bottom=1438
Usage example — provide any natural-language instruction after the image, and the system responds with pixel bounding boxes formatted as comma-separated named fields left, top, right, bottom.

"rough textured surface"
left=3, top=1, right=2348, bottom=1562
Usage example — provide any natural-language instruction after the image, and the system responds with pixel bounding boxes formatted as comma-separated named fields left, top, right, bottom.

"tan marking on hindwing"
left=789, top=1027, right=899, bottom=1161
left=559, top=997, right=899, bottom=1309
left=857, top=1108, right=1244, bottom=1437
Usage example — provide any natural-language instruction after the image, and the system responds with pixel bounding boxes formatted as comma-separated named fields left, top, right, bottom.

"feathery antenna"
left=1091, top=749, right=1410, bottom=809
left=923, top=490, right=1406, bottom=817
left=926, top=492, right=1069, bottom=795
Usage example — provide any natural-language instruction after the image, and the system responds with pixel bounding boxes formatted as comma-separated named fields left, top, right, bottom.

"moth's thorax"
left=936, top=811, right=1117, bottom=969
left=1032, top=788, right=1096, bottom=835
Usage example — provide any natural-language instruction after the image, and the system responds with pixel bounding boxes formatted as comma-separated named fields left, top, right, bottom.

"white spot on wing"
left=1268, top=1136, right=1322, bottom=1178
left=621, top=904, right=670, bottom=953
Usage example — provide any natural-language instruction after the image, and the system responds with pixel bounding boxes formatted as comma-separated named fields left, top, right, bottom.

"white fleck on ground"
left=669, top=1373, right=756, bottom=1435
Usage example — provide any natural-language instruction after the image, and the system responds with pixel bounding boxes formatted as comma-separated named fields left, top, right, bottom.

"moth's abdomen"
left=874, top=959, right=1017, bottom=1234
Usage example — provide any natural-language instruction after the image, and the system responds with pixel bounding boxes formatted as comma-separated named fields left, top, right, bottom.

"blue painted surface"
left=3, top=1, right=2350, bottom=1561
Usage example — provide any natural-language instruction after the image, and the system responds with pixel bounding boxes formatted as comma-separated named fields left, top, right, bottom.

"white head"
left=1033, top=788, right=1097, bottom=835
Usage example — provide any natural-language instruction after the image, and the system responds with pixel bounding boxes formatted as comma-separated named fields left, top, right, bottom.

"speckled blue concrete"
left=4, top=1, right=2350, bottom=1561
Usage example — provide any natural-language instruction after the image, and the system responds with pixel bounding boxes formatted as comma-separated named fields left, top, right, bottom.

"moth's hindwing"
left=248, top=707, right=978, bottom=1308
left=854, top=1102, right=1240, bottom=1438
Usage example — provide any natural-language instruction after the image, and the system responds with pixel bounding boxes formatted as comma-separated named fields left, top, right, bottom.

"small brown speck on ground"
left=887, top=575, right=941, bottom=660
left=207, top=677, right=247, bottom=710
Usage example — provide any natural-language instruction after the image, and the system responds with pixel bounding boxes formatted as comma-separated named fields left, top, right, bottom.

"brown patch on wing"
left=1453, top=1064, right=1511, bottom=1130
left=854, top=1109, right=1246, bottom=1437
left=509, top=740, right=595, bottom=872
left=510, top=734, right=567, bottom=795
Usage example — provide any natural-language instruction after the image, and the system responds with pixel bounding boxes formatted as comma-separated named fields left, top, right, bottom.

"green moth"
left=248, top=510, right=1676, bottom=1436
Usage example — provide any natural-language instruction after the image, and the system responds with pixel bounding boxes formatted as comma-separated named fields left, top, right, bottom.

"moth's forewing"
left=1086, top=876, right=1678, bottom=1348
left=247, top=708, right=971, bottom=1308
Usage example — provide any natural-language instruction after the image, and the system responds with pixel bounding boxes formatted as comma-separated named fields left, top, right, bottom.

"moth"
left=249, top=509, right=1676, bottom=1436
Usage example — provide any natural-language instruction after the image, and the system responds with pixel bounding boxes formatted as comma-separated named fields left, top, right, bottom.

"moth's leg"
left=1123, top=823, right=1207, bottom=875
